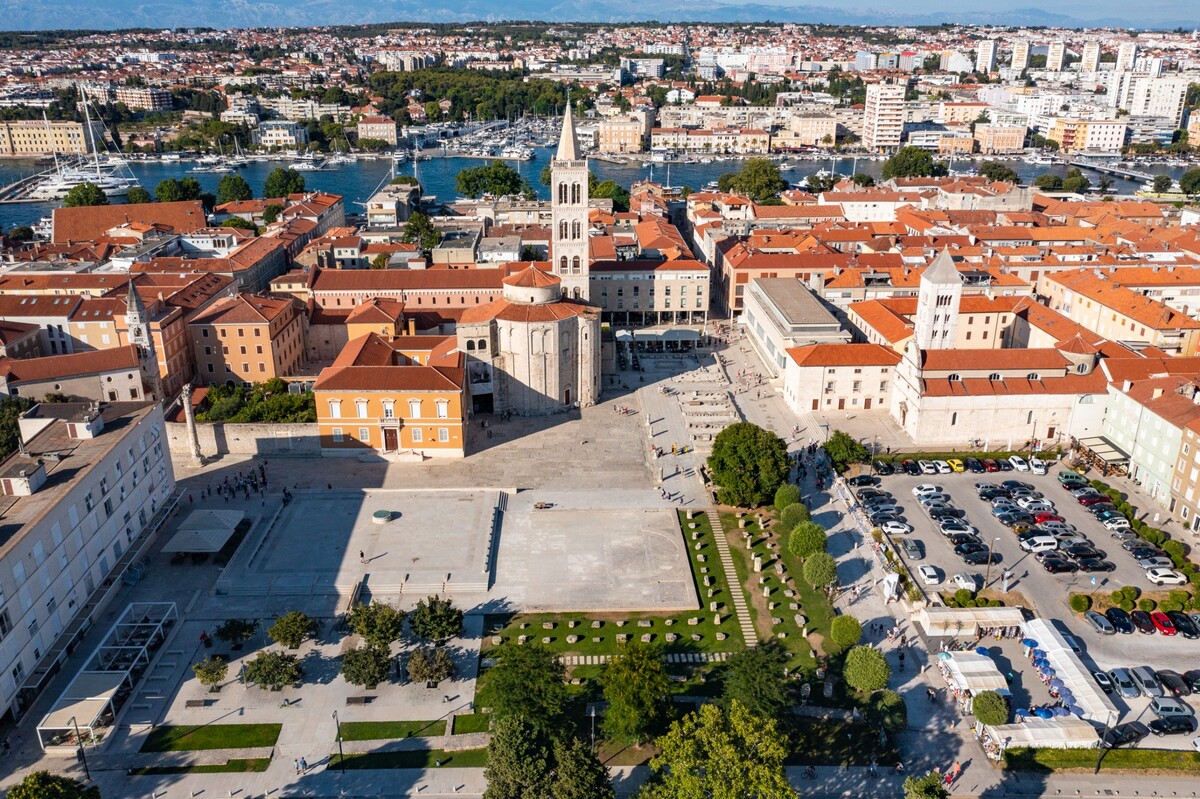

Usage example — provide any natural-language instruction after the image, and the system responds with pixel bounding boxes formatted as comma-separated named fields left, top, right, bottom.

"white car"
left=1020, top=501, right=1055, bottom=514
left=1041, top=521, right=1076, bottom=533
left=939, top=519, right=979, bottom=534
left=918, top=460, right=938, bottom=475
left=880, top=521, right=913, bottom=535
left=1008, top=455, right=1030, bottom=471
left=952, top=573, right=980, bottom=591
left=912, top=484, right=943, bottom=497
left=1016, top=495, right=1054, bottom=510
left=1030, top=457, right=1048, bottom=475
left=1102, top=517, right=1131, bottom=530
left=918, top=564, right=943, bottom=585
left=933, top=460, right=953, bottom=474
left=1137, top=556, right=1174, bottom=570
left=1146, top=568, right=1188, bottom=586
left=1192, top=736, right=1200, bottom=753
left=918, top=493, right=952, bottom=507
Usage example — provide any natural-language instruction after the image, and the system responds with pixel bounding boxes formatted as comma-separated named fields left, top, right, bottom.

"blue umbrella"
left=1032, top=649, right=1047, bottom=658
left=1057, top=688, right=1074, bottom=701
left=1041, top=668, right=1057, bottom=678
left=1033, top=658, right=1050, bottom=668
left=1049, top=678, right=1066, bottom=690
left=1067, top=704, right=1084, bottom=717
left=937, top=651, right=953, bottom=661
left=1021, top=638, right=1038, bottom=647
left=1035, top=707, right=1054, bottom=719
left=976, top=646, right=991, bottom=657
left=1015, top=708, right=1031, bottom=717
left=1052, top=706, right=1070, bottom=717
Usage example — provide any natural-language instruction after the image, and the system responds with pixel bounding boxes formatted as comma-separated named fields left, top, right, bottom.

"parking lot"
left=865, top=458, right=1200, bottom=746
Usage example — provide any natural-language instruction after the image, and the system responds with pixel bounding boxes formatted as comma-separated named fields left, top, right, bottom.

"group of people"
left=204, top=462, right=269, bottom=504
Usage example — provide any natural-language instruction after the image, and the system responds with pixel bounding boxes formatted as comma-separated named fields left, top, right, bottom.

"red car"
left=1151, top=611, right=1178, bottom=636
left=982, top=459, right=1000, bottom=472
left=1078, top=495, right=1110, bottom=506
left=1034, top=512, right=1064, bottom=523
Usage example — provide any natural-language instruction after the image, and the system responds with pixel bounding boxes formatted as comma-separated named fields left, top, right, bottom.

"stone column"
left=180, top=382, right=203, bottom=466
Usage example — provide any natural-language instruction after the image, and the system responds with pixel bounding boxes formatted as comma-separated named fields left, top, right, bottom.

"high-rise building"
left=1115, top=41, right=1138, bottom=72
left=550, top=106, right=591, bottom=301
left=1116, top=76, right=1191, bottom=127
left=975, top=40, right=996, bottom=73
left=1010, top=40, right=1030, bottom=72
left=863, top=81, right=906, bottom=151
left=1080, top=41, right=1101, bottom=74
left=1046, top=41, right=1066, bottom=72
left=913, top=249, right=963, bottom=350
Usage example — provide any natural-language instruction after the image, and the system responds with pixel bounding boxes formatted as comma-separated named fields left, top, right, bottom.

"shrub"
left=1109, top=590, right=1124, bottom=605
left=214, top=619, right=258, bottom=648
left=943, top=597, right=959, bottom=608
left=871, top=527, right=884, bottom=543
left=802, top=551, right=838, bottom=587
left=1121, top=586, right=1140, bottom=602
left=962, top=599, right=977, bottom=608
left=954, top=588, right=975, bottom=605
left=829, top=615, right=863, bottom=649
left=843, top=645, right=891, bottom=692
left=790, top=522, right=828, bottom=559
left=1088, top=479, right=1108, bottom=492
left=1069, top=594, right=1091, bottom=613
left=1138, top=598, right=1157, bottom=612
left=406, top=647, right=456, bottom=683
left=774, top=484, right=802, bottom=513
left=1163, top=540, right=1186, bottom=564
left=1119, top=600, right=1135, bottom=612
left=780, top=503, right=810, bottom=531
left=973, top=690, right=1009, bottom=726
left=1117, top=502, right=1134, bottom=518
left=1143, top=528, right=1165, bottom=547
left=1168, top=589, right=1190, bottom=607
left=1159, top=601, right=1182, bottom=614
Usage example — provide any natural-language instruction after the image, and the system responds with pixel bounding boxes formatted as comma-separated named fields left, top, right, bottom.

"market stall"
left=938, top=651, right=1011, bottom=713
left=981, top=717, right=1100, bottom=759
left=1021, top=619, right=1119, bottom=728
left=916, top=606, right=1026, bottom=639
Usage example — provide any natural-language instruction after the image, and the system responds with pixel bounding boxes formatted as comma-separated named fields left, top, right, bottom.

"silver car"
left=1132, top=666, right=1165, bottom=698
left=1150, top=697, right=1194, bottom=718
left=1109, top=668, right=1140, bottom=699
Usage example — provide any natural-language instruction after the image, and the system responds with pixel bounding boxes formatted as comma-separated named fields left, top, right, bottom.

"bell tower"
left=551, top=103, right=590, bottom=302
left=124, top=280, right=161, bottom=401
left=913, top=248, right=963, bottom=350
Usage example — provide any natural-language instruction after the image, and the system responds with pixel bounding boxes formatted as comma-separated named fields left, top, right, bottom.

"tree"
left=707, top=422, right=788, bottom=507
left=774, top=483, right=802, bottom=513
left=1061, top=168, right=1091, bottom=194
left=476, top=643, right=567, bottom=732
left=371, top=252, right=391, bottom=269
left=402, top=211, right=442, bottom=255
left=552, top=736, right=615, bottom=799
left=244, top=650, right=300, bottom=690
left=214, top=618, right=258, bottom=649
left=1068, top=594, right=1091, bottom=613
left=601, top=641, right=671, bottom=745
left=904, top=772, right=949, bottom=799
left=483, top=715, right=553, bottom=799
left=221, top=217, right=257, bottom=232
left=264, top=166, right=305, bottom=198
left=1180, top=168, right=1200, bottom=198
left=864, top=688, right=908, bottom=733
left=717, top=158, right=787, bottom=202
left=802, top=551, right=838, bottom=587
left=63, top=181, right=109, bottom=207
left=357, top=137, right=391, bottom=152
left=1034, top=173, right=1064, bottom=190
left=7, top=772, right=100, bottom=799
left=455, top=159, right=527, bottom=198
left=406, top=647, right=456, bottom=683
left=1152, top=174, right=1174, bottom=193
left=979, top=161, right=1018, bottom=183
left=972, top=689, right=1008, bottom=726
left=805, top=172, right=838, bottom=194
left=154, top=177, right=201, bottom=203
left=722, top=641, right=790, bottom=722
left=779, top=502, right=810, bottom=531
left=823, top=430, right=868, bottom=471
left=409, top=594, right=464, bottom=644
left=881, top=146, right=947, bottom=180
left=843, top=645, right=891, bottom=692
left=850, top=172, right=875, bottom=187
left=348, top=601, right=405, bottom=651
left=262, top=203, right=283, bottom=224
left=216, top=173, right=254, bottom=204
left=789, top=521, right=827, bottom=559
left=341, top=645, right=391, bottom=687
left=268, top=611, right=318, bottom=649
left=192, top=656, right=228, bottom=690
left=590, top=177, right=630, bottom=212
left=1097, top=175, right=1114, bottom=195
left=643, top=702, right=796, bottom=799
left=829, top=615, right=863, bottom=649
left=124, top=186, right=153, bottom=205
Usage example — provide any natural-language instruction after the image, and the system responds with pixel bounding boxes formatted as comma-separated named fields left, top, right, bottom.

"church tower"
left=551, top=104, right=590, bottom=301
left=913, top=248, right=963, bottom=350
left=125, top=280, right=161, bottom=401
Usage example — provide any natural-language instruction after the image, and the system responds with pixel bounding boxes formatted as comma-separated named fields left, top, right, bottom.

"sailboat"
left=27, top=97, right=141, bottom=201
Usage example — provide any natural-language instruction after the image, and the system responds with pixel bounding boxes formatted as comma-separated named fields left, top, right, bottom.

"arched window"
left=466, top=340, right=475, bottom=351
left=988, top=373, right=1001, bottom=381
left=572, top=256, right=580, bottom=274
left=947, top=373, right=960, bottom=382
left=1026, top=411, right=1033, bottom=425
left=559, top=256, right=568, bottom=273
left=573, top=287, right=582, bottom=299
left=951, top=412, right=957, bottom=426
left=571, top=220, right=581, bottom=240
left=557, top=183, right=567, bottom=204
left=571, top=182, right=581, bottom=204
left=1077, top=363, right=1087, bottom=373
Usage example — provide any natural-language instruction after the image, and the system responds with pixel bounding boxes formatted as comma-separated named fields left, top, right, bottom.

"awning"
left=161, top=509, right=245, bottom=553
left=916, top=606, right=1027, bottom=638
left=1022, top=619, right=1119, bottom=728
left=616, top=327, right=702, bottom=342
left=39, top=672, right=124, bottom=731
left=1077, top=436, right=1130, bottom=465
left=988, top=717, right=1099, bottom=749
left=945, top=652, right=1010, bottom=693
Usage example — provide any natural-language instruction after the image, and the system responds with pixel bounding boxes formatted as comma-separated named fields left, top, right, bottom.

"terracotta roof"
left=786, top=343, right=901, bottom=368
left=459, top=296, right=598, bottom=325
left=345, top=298, right=406, bottom=324
left=1046, top=271, right=1200, bottom=330
left=0, top=320, right=39, bottom=344
left=0, top=345, right=140, bottom=383
left=502, top=265, right=560, bottom=288
left=313, top=362, right=463, bottom=392
left=190, top=294, right=298, bottom=326
left=52, top=201, right=206, bottom=244
left=0, top=294, right=82, bottom=318
left=921, top=348, right=1070, bottom=372
left=333, top=332, right=396, bottom=367
left=310, top=266, right=510, bottom=292
left=922, top=370, right=1109, bottom=397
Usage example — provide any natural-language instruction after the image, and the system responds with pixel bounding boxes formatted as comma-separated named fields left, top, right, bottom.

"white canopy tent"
left=161, top=509, right=245, bottom=554
left=1022, top=618, right=1119, bottom=728
left=945, top=652, right=1010, bottom=694
left=916, top=606, right=1027, bottom=638
left=988, top=717, right=1099, bottom=750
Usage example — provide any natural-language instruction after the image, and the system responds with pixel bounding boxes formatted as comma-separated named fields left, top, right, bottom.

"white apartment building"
left=0, top=401, right=175, bottom=722
left=1103, top=378, right=1200, bottom=509
left=1110, top=75, right=1190, bottom=127
left=1010, top=40, right=1030, bottom=72
left=863, top=82, right=906, bottom=151
left=1115, top=41, right=1138, bottom=72
left=1046, top=41, right=1066, bottom=72
left=1080, top=41, right=1101, bottom=74
left=254, top=120, right=309, bottom=148
left=975, top=40, right=997, bottom=73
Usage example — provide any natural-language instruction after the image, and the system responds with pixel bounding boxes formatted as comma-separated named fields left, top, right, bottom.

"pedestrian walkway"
left=705, top=509, right=758, bottom=646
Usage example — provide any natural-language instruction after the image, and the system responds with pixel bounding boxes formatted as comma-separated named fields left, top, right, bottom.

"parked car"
left=963, top=549, right=1001, bottom=566
left=1033, top=512, right=1064, bottom=524
left=938, top=520, right=978, bottom=535
left=873, top=461, right=894, bottom=476
left=1110, top=528, right=1138, bottom=542
left=1150, top=716, right=1197, bottom=736
left=1009, top=455, right=1030, bottom=471
left=995, top=459, right=1014, bottom=471
left=1085, top=610, right=1116, bottom=635
left=1088, top=503, right=1119, bottom=515
left=1051, top=531, right=1089, bottom=546
left=1030, top=457, right=1048, bottom=475
left=1167, top=612, right=1200, bottom=640
left=1151, top=611, right=1178, bottom=636
left=1105, top=607, right=1135, bottom=634
left=1130, top=610, right=1157, bottom=635
left=902, top=460, right=921, bottom=476
left=848, top=475, right=879, bottom=487
left=952, top=573, right=980, bottom=591
left=1040, top=521, right=1076, bottom=533
left=918, top=460, right=938, bottom=475
left=1093, top=670, right=1115, bottom=693
left=947, top=533, right=983, bottom=547
left=1132, top=666, right=1166, bottom=698
left=1108, top=668, right=1141, bottom=699
left=946, top=458, right=965, bottom=472
left=1094, top=510, right=1125, bottom=523
left=1059, top=471, right=1088, bottom=487
left=1102, top=721, right=1149, bottom=748
left=1041, top=557, right=1078, bottom=574
left=1182, top=670, right=1200, bottom=693
left=900, top=538, right=923, bottom=559
left=1103, top=517, right=1132, bottom=531
left=965, top=457, right=984, bottom=473
left=870, top=511, right=905, bottom=526
left=933, top=460, right=953, bottom=474
left=1077, top=558, right=1116, bottom=573
left=929, top=506, right=966, bottom=520
left=982, top=458, right=1000, bottom=472
left=1019, top=500, right=1055, bottom=514
left=1138, top=556, right=1175, bottom=570
left=1065, top=543, right=1106, bottom=560
left=912, top=484, right=943, bottom=497
left=917, top=564, right=942, bottom=585
left=1157, top=670, right=1192, bottom=697
left=1079, top=494, right=1112, bottom=506
left=856, top=488, right=887, bottom=500
left=998, top=513, right=1037, bottom=527
left=1147, top=568, right=1188, bottom=586
left=880, top=521, right=913, bottom=536
left=918, top=493, right=953, bottom=507
left=979, top=488, right=1010, bottom=501
left=1001, top=480, right=1034, bottom=491
left=1149, top=696, right=1193, bottom=717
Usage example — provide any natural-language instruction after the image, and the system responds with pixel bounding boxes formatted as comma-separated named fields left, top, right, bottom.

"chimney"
left=1122, top=380, right=1133, bottom=392
left=1152, top=387, right=1164, bottom=400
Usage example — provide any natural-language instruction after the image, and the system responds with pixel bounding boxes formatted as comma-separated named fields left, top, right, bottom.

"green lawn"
left=1004, top=747, right=1200, bottom=773
left=336, top=748, right=487, bottom=769
left=130, top=758, right=272, bottom=775
left=338, top=720, right=446, bottom=741
left=140, top=724, right=282, bottom=752
left=451, top=713, right=491, bottom=735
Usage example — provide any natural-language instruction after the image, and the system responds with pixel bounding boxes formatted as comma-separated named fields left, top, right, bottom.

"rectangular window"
left=409, top=400, right=421, bottom=418
left=358, top=428, right=370, bottom=442
left=438, top=428, right=450, bottom=443
left=328, top=401, right=341, bottom=419
left=411, top=427, right=423, bottom=443
left=331, top=428, right=343, bottom=443
left=356, top=400, right=368, bottom=419
left=436, top=400, right=449, bottom=419
left=382, top=401, right=395, bottom=419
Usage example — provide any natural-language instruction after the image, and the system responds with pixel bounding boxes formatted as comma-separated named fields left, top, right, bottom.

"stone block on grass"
left=617, top=634, right=628, bottom=643
left=641, top=633, right=653, bottom=643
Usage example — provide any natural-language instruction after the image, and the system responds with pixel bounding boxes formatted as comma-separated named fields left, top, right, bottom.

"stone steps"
left=705, top=509, right=758, bottom=647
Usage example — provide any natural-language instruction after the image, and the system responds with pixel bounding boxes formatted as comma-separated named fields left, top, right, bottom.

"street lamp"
left=332, top=710, right=344, bottom=773
left=984, top=536, right=1001, bottom=590
left=589, top=705, right=597, bottom=751
left=67, top=715, right=91, bottom=782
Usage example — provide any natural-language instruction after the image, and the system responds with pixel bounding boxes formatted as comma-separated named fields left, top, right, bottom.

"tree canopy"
left=196, top=380, right=315, bottom=423
left=779, top=502, right=810, bottom=531
left=642, top=702, right=796, bottom=799
left=402, top=211, right=442, bottom=255
left=707, top=422, right=789, bottom=507
left=124, top=186, right=152, bottom=205
left=829, top=615, right=863, bottom=649
left=843, top=645, right=891, bottom=692
left=722, top=641, right=791, bottom=722
left=245, top=650, right=300, bottom=690
left=483, top=714, right=553, bottom=799
left=789, top=521, right=828, bottom=559
left=264, top=166, right=306, bottom=198
left=881, top=146, right=948, bottom=180
left=602, top=641, right=671, bottom=745
left=267, top=611, right=318, bottom=649
left=216, top=173, right=254, bottom=204
left=7, top=772, right=100, bottom=799
left=715, top=158, right=788, bottom=202
left=476, top=643, right=567, bottom=732
left=802, top=551, right=838, bottom=587
left=1061, top=168, right=1091, bottom=194
left=155, top=177, right=202, bottom=203
left=552, top=736, right=615, bottom=799
left=822, top=430, right=868, bottom=472
left=1179, top=168, right=1200, bottom=197
left=347, top=601, right=406, bottom=651
left=409, top=594, right=464, bottom=644
left=978, top=161, right=1018, bottom=183
left=455, top=159, right=532, bottom=198
left=63, top=181, right=109, bottom=207
left=972, top=689, right=1009, bottom=726
left=341, top=644, right=391, bottom=687
left=774, top=483, right=802, bottom=513
left=904, top=772, right=949, bottom=799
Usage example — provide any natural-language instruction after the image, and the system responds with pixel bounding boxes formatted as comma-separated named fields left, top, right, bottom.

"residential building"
left=1105, top=377, right=1200, bottom=509
left=0, top=400, right=175, bottom=721
left=975, top=40, right=997, bottom=73
left=598, top=117, right=646, bottom=154
left=1115, top=41, right=1138, bottom=72
left=113, top=86, right=172, bottom=112
left=742, top=278, right=852, bottom=375
left=974, top=124, right=1026, bottom=154
left=0, top=121, right=104, bottom=157
left=1045, top=118, right=1127, bottom=154
left=355, top=116, right=398, bottom=146
left=782, top=343, right=900, bottom=415
left=254, top=121, right=309, bottom=148
left=1111, top=76, right=1190, bottom=128
left=0, top=346, right=146, bottom=402
left=1169, top=418, right=1200, bottom=532
left=589, top=260, right=710, bottom=326
left=188, top=295, right=306, bottom=385
left=1080, top=41, right=1101, bottom=74
left=1010, top=40, right=1030, bottom=72
left=1046, top=41, right=1066, bottom=72
left=863, top=82, right=906, bottom=151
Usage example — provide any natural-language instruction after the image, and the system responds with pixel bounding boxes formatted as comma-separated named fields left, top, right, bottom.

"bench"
left=345, top=696, right=371, bottom=706
left=185, top=699, right=208, bottom=708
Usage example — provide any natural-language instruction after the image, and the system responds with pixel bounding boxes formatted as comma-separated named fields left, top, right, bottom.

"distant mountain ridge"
left=2, top=0, right=1194, bottom=32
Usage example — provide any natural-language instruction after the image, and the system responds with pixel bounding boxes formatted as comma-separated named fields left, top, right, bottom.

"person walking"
left=294, top=758, right=300, bottom=775
left=300, top=757, right=308, bottom=772
left=359, top=550, right=366, bottom=564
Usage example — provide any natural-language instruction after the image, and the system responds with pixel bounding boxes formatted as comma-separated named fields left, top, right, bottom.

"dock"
left=0, top=167, right=55, bottom=204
